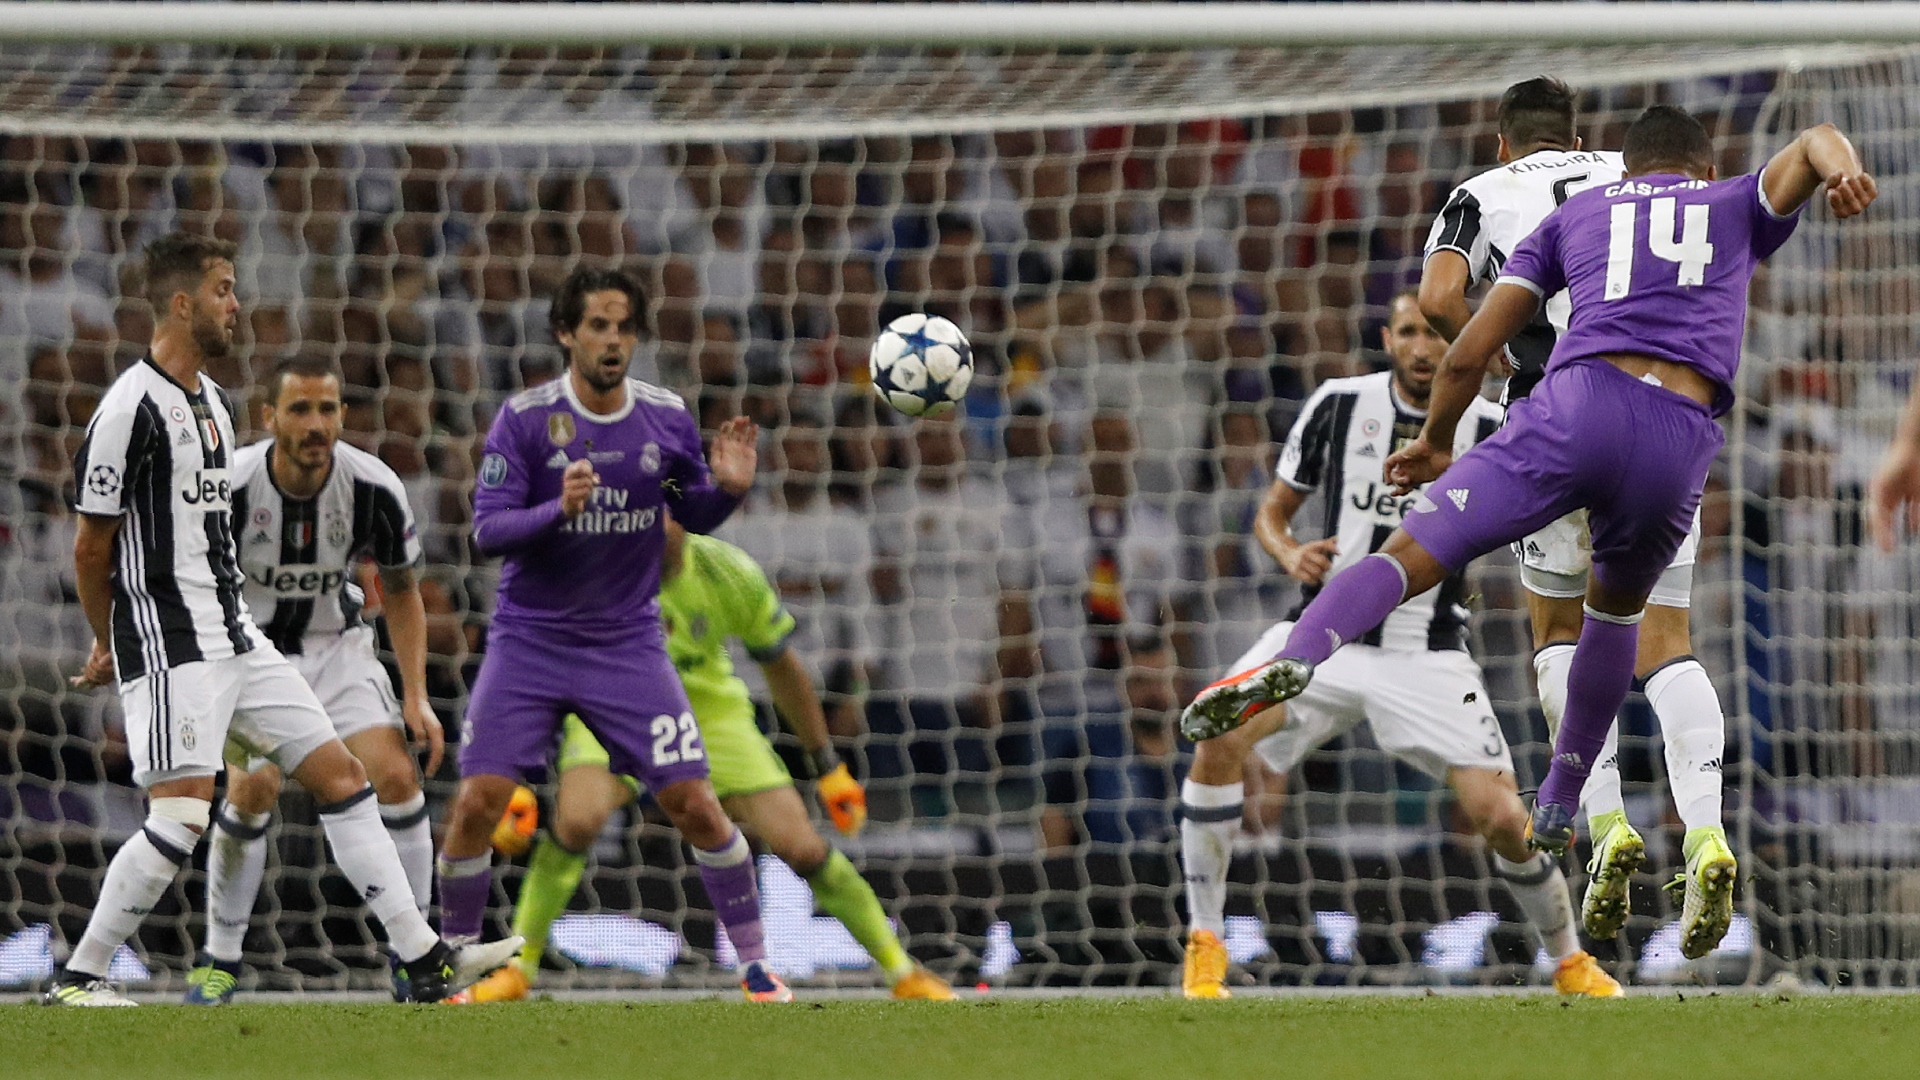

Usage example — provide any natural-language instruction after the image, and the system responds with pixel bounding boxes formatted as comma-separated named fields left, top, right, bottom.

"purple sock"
left=694, top=831, right=765, bottom=965
left=1537, top=612, right=1640, bottom=813
left=435, top=854, right=492, bottom=941
left=1278, top=553, right=1409, bottom=666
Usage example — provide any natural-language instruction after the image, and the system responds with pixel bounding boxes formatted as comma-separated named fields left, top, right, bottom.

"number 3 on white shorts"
left=650, top=711, right=704, bottom=767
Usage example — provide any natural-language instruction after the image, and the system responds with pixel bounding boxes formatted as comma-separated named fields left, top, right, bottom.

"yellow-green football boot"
left=1580, top=810, right=1645, bottom=940
left=1669, top=826, right=1737, bottom=960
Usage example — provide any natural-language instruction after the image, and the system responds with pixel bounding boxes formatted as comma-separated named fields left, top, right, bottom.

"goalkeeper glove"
left=490, top=785, right=539, bottom=856
left=814, top=759, right=867, bottom=836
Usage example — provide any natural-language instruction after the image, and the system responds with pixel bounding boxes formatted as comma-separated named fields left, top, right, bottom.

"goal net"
left=1, top=6, right=1912, bottom=991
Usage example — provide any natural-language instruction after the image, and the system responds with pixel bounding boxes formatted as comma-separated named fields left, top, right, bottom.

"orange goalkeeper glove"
left=491, top=785, right=539, bottom=856
left=816, top=762, right=867, bottom=836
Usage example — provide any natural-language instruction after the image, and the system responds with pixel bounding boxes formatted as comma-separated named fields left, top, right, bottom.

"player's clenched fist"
left=1826, top=170, right=1877, bottom=219
left=816, top=762, right=867, bottom=836
left=559, top=458, right=598, bottom=517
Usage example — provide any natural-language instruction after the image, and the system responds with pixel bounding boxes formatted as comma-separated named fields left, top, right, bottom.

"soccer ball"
left=869, top=313, right=973, bottom=417
left=491, top=785, right=539, bottom=856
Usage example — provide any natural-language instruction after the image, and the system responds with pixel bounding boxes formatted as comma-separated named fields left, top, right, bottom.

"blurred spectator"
left=722, top=403, right=873, bottom=736
left=1040, top=633, right=1182, bottom=849
left=1008, top=411, right=1183, bottom=725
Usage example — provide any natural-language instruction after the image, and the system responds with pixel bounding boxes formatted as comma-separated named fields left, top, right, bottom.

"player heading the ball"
left=434, top=267, right=787, bottom=1001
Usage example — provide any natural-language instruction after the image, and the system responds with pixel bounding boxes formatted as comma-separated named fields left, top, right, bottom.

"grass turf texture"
left=11, top=994, right=1920, bottom=1080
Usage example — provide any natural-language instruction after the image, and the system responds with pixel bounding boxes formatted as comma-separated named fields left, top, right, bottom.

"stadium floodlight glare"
left=1, top=2, right=1915, bottom=993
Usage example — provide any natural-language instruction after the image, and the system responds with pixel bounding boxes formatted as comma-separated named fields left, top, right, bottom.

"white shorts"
left=290, top=626, right=404, bottom=742
left=1515, top=506, right=1701, bottom=609
left=228, top=626, right=403, bottom=772
left=1232, top=622, right=1514, bottom=780
left=121, top=645, right=335, bottom=788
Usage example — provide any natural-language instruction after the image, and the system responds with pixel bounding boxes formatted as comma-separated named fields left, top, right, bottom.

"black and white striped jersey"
left=230, top=439, right=421, bottom=655
left=71, top=357, right=257, bottom=681
left=1424, top=149, right=1625, bottom=399
left=1276, top=371, right=1504, bottom=653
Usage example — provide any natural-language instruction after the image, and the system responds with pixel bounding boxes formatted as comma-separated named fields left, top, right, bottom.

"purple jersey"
left=473, top=377, right=739, bottom=636
left=1498, top=171, right=1801, bottom=415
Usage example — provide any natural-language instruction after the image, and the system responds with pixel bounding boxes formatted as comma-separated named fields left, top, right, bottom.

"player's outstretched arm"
left=761, top=646, right=866, bottom=835
left=1386, top=281, right=1537, bottom=493
left=1762, top=122, right=1877, bottom=219
left=1870, top=388, right=1920, bottom=551
left=666, top=415, right=758, bottom=534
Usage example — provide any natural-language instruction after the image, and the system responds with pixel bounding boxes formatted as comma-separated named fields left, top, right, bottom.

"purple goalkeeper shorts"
left=460, top=617, right=709, bottom=791
left=1402, top=358, right=1723, bottom=600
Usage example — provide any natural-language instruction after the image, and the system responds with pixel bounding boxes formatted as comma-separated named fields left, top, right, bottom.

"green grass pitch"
left=12, top=994, right=1920, bottom=1080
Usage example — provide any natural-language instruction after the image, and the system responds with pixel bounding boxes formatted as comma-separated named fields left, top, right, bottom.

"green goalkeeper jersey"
left=657, top=532, right=797, bottom=726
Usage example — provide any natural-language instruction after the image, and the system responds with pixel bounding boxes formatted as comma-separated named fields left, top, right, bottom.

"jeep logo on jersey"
left=1350, top=482, right=1412, bottom=520
left=181, top=469, right=231, bottom=508
left=248, top=563, right=347, bottom=597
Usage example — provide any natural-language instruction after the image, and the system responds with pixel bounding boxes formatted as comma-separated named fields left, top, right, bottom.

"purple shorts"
left=1403, top=359, right=1722, bottom=600
left=460, top=617, right=709, bottom=792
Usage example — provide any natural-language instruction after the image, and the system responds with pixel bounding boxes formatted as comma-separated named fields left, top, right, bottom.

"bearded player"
left=435, top=268, right=782, bottom=1000
left=182, top=356, right=445, bottom=1003
left=1186, top=108, right=1875, bottom=962
left=1177, top=292, right=1617, bottom=999
left=462, top=518, right=954, bottom=1002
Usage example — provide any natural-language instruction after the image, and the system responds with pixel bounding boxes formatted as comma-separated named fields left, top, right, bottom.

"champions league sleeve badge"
left=479, top=453, right=509, bottom=488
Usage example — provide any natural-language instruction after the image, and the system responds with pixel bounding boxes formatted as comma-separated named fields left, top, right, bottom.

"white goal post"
left=0, top=2, right=1916, bottom=993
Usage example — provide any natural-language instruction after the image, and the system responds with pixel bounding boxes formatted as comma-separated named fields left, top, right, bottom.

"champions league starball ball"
left=869, top=313, right=973, bottom=418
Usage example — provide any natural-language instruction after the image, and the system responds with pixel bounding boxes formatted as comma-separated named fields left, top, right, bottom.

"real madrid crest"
left=549, top=412, right=577, bottom=447
left=640, top=442, right=661, bottom=475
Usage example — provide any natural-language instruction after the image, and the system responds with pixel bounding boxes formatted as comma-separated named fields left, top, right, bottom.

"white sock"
left=1645, top=658, right=1726, bottom=833
left=1535, top=644, right=1625, bottom=821
left=204, top=808, right=271, bottom=963
left=1179, top=779, right=1242, bottom=939
left=1495, top=851, right=1579, bottom=961
left=317, top=788, right=439, bottom=962
left=379, top=792, right=434, bottom=914
left=68, top=817, right=198, bottom=976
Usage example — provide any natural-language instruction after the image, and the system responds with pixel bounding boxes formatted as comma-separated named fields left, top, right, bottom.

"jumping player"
left=1419, top=77, right=1729, bottom=942
left=49, top=234, right=517, bottom=1006
left=183, top=356, right=445, bottom=1003
left=461, top=518, right=954, bottom=1002
left=1185, top=109, right=1875, bottom=961
left=1177, top=293, right=1618, bottom=999
left=433, top=268, right=783, bottom=1000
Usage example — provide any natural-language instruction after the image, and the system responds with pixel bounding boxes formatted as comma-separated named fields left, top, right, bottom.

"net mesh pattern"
left=0, top=38, right=1913, bottom=990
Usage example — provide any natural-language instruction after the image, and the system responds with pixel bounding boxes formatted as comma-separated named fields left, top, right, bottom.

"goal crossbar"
left=2, top=2, right=1920, bottom=48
